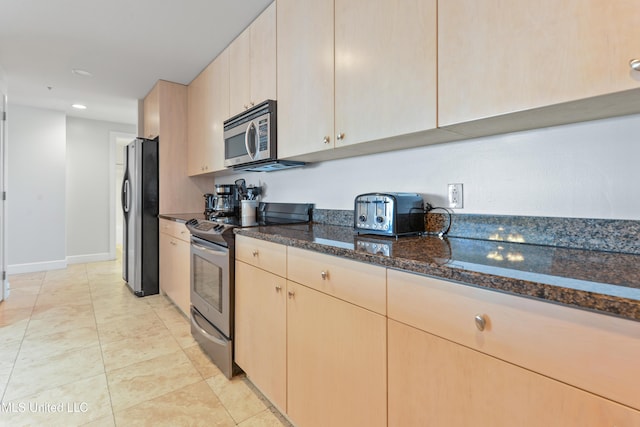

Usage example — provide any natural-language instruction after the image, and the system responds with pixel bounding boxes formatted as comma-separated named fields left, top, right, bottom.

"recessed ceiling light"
left=71, top=68, right=93, bottom=77
left=72, top=104, right=87, bottom=110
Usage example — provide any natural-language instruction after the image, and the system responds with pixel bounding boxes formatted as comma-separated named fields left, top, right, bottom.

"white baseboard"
left=8, top=259, right=67, bottom=275
left=67, top=252, right=114, bottom=265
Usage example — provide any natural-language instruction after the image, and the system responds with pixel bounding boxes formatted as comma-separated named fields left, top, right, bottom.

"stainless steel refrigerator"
left=121, top=137, right=159, bottom=296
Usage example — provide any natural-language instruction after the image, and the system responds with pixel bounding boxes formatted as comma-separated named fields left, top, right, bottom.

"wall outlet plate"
left=448, top=183, right=463, bottom=209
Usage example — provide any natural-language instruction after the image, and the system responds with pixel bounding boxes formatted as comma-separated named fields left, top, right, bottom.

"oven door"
left=190, top=236, right=232, bottom=338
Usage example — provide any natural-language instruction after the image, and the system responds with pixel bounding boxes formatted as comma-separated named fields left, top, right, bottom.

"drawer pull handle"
left=275, top=285, right=282, bottom=292
left=252, top=250, right=259, bottom=257
left=474, top=314, right=487, bottom=331
left=630, top=59, right=640, bottom=71
left=320, top=271, right=328, bottom=280
left=288, top=291, right=295, bottom=299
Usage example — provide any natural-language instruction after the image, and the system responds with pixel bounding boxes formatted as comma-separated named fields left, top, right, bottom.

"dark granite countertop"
left=235, top=223, right=640, bottom=322
left=159, top=213, right=206, bottom=223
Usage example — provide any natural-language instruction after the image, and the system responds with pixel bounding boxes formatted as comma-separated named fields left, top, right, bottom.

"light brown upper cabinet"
left=187, top=50, right=229, bottom=176
left=277, top=0, right=334, bottom=159
left=278, top=0, right=443, bottom=161
left=142, top=85, right=159, bottom=139
left=229, top=2, right=276, bottom=117
left=187, top=63, right=213, bottom=175
left=438, top=0, right=640, bottom=135
left=143, top=80, right=203, bottom=213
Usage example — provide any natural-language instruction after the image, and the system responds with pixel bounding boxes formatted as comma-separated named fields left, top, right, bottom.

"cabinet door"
left=277, top=0, right=334, bottom=159
left=229, top=28, right=251, bottom=117
left=234, top=261, right=286, bottom=410
left=334, top=0, right=437, bottom=147
left=439, top=0, right=640, bottom=127
left=287, top=281, right=386, bottom=427
left=187, top=63, right=214, bottom=175
left=143, top=83, right=160, bottom=138
left=388, top=269, right=640, bottom=411
left=159, top=232, right=190, bottom=316
left=388, top=319, right=640, bottom=427
left=250, top=2, right=277, bottom=106
left=229, top=2, right=276, bottom=117
left=211, top=49, right=230, bottom=172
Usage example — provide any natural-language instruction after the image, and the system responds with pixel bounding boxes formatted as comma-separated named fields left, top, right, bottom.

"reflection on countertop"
left=235, top=222, right=640, bottom=322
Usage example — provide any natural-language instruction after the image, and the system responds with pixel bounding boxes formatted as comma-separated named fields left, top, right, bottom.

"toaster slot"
left=356, top=199, right=369, bottom=224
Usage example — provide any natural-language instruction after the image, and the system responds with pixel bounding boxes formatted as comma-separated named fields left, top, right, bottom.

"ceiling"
left=0, top=0, right=273, bottom=125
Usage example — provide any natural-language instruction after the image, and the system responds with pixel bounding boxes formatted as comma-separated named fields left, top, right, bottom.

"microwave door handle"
left=244, top=121, right=256, bottom=160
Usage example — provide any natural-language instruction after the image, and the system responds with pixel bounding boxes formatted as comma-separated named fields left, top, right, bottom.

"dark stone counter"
left=159, top=213, right=205, bottom=223
left=235, top=223, right=640, bottom=322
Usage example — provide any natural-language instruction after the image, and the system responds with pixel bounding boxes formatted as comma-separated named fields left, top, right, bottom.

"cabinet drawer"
left=387, top=269, right=640, bottom=411
left=288, top=247, right=386, bottom=315
left=159, top=218, right=190, bottom=242
left=236, top=235, right=286, bottom=277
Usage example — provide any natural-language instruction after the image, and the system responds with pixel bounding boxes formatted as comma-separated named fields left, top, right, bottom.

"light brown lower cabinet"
left=286, top=280, right=387, bottom=427
left=234, top=263, right=387, bottom=427
left=388, top=319, right=640, bottom=427
left=234, top=261, right=287, bottom=411
left=235, top=236, right=640, bottom=426
left=158, top=219, right=190, bottom=316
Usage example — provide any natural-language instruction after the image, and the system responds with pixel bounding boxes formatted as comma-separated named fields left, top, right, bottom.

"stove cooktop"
left=186, top=202, right=313, bottom=247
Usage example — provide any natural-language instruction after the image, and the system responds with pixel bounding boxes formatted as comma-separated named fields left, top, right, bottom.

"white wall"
left=219, top=114, right=640, bottom=220
left=66, top=117, right=135, bottom=263
left=7, top=105, right=67, bottom=273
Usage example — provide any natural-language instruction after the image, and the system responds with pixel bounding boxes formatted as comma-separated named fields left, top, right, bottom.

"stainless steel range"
left=186, top=202, right=312, bottom=378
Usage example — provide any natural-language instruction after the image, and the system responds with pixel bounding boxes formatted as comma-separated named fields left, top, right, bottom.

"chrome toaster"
left=354, top=193, right=424, bottom=236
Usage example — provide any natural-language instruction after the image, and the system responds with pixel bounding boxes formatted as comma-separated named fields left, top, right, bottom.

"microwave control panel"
left=258, top=118, right=269, bottom=152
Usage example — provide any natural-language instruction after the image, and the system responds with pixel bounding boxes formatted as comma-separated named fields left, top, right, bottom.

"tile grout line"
left=86, top=263, right=118, bottom=427
left=0, top=272, right=45, bottom=404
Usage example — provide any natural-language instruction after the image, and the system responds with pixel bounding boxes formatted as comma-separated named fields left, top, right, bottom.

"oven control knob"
left=376, top=216, right=384, bottom=223
left=359, top=215, right=367, bottom=222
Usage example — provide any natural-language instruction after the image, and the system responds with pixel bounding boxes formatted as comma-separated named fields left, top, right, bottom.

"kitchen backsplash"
left=312, top=209, right=640, bottom=255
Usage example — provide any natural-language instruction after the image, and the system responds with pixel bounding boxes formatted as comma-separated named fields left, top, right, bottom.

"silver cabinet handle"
left=252, top=250, right=259, bottom=257
left=275, top=285, right=282, bottom=292
left=630, top=59, right=640, bottom=71
left=288, top=290, right=295, bottom=299
left=474, top=314, right=487, bottom=331
left=320, top=271, right=328, bottom=280
left=323, top=136, right=331, bottom=144
left=336, top=133, right=345, bottom=141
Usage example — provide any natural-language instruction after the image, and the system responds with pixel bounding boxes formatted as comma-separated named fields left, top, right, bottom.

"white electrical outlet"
left=448, top=183, right=463, bottom=209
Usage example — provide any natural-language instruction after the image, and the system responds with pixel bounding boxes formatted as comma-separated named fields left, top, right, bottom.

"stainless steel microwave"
left=223, top=100, right=277, bottom=169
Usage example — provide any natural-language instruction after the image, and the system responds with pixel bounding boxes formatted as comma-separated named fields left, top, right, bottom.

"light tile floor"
left=1, top=258, right=292, bottom=427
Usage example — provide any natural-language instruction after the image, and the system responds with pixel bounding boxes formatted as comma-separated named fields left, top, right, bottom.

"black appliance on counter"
left=121, top=137, right=159, bottom=296
left=186, top=202, right=313, bottom=378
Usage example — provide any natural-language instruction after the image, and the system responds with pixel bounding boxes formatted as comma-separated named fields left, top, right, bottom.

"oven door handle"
left=191, top=309, right=227, bottom=346
left=192, top=243, right=228, bottom=256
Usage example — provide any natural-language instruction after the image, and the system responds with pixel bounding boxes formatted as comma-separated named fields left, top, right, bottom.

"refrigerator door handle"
left=122, top=179, right=130, bottom=214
